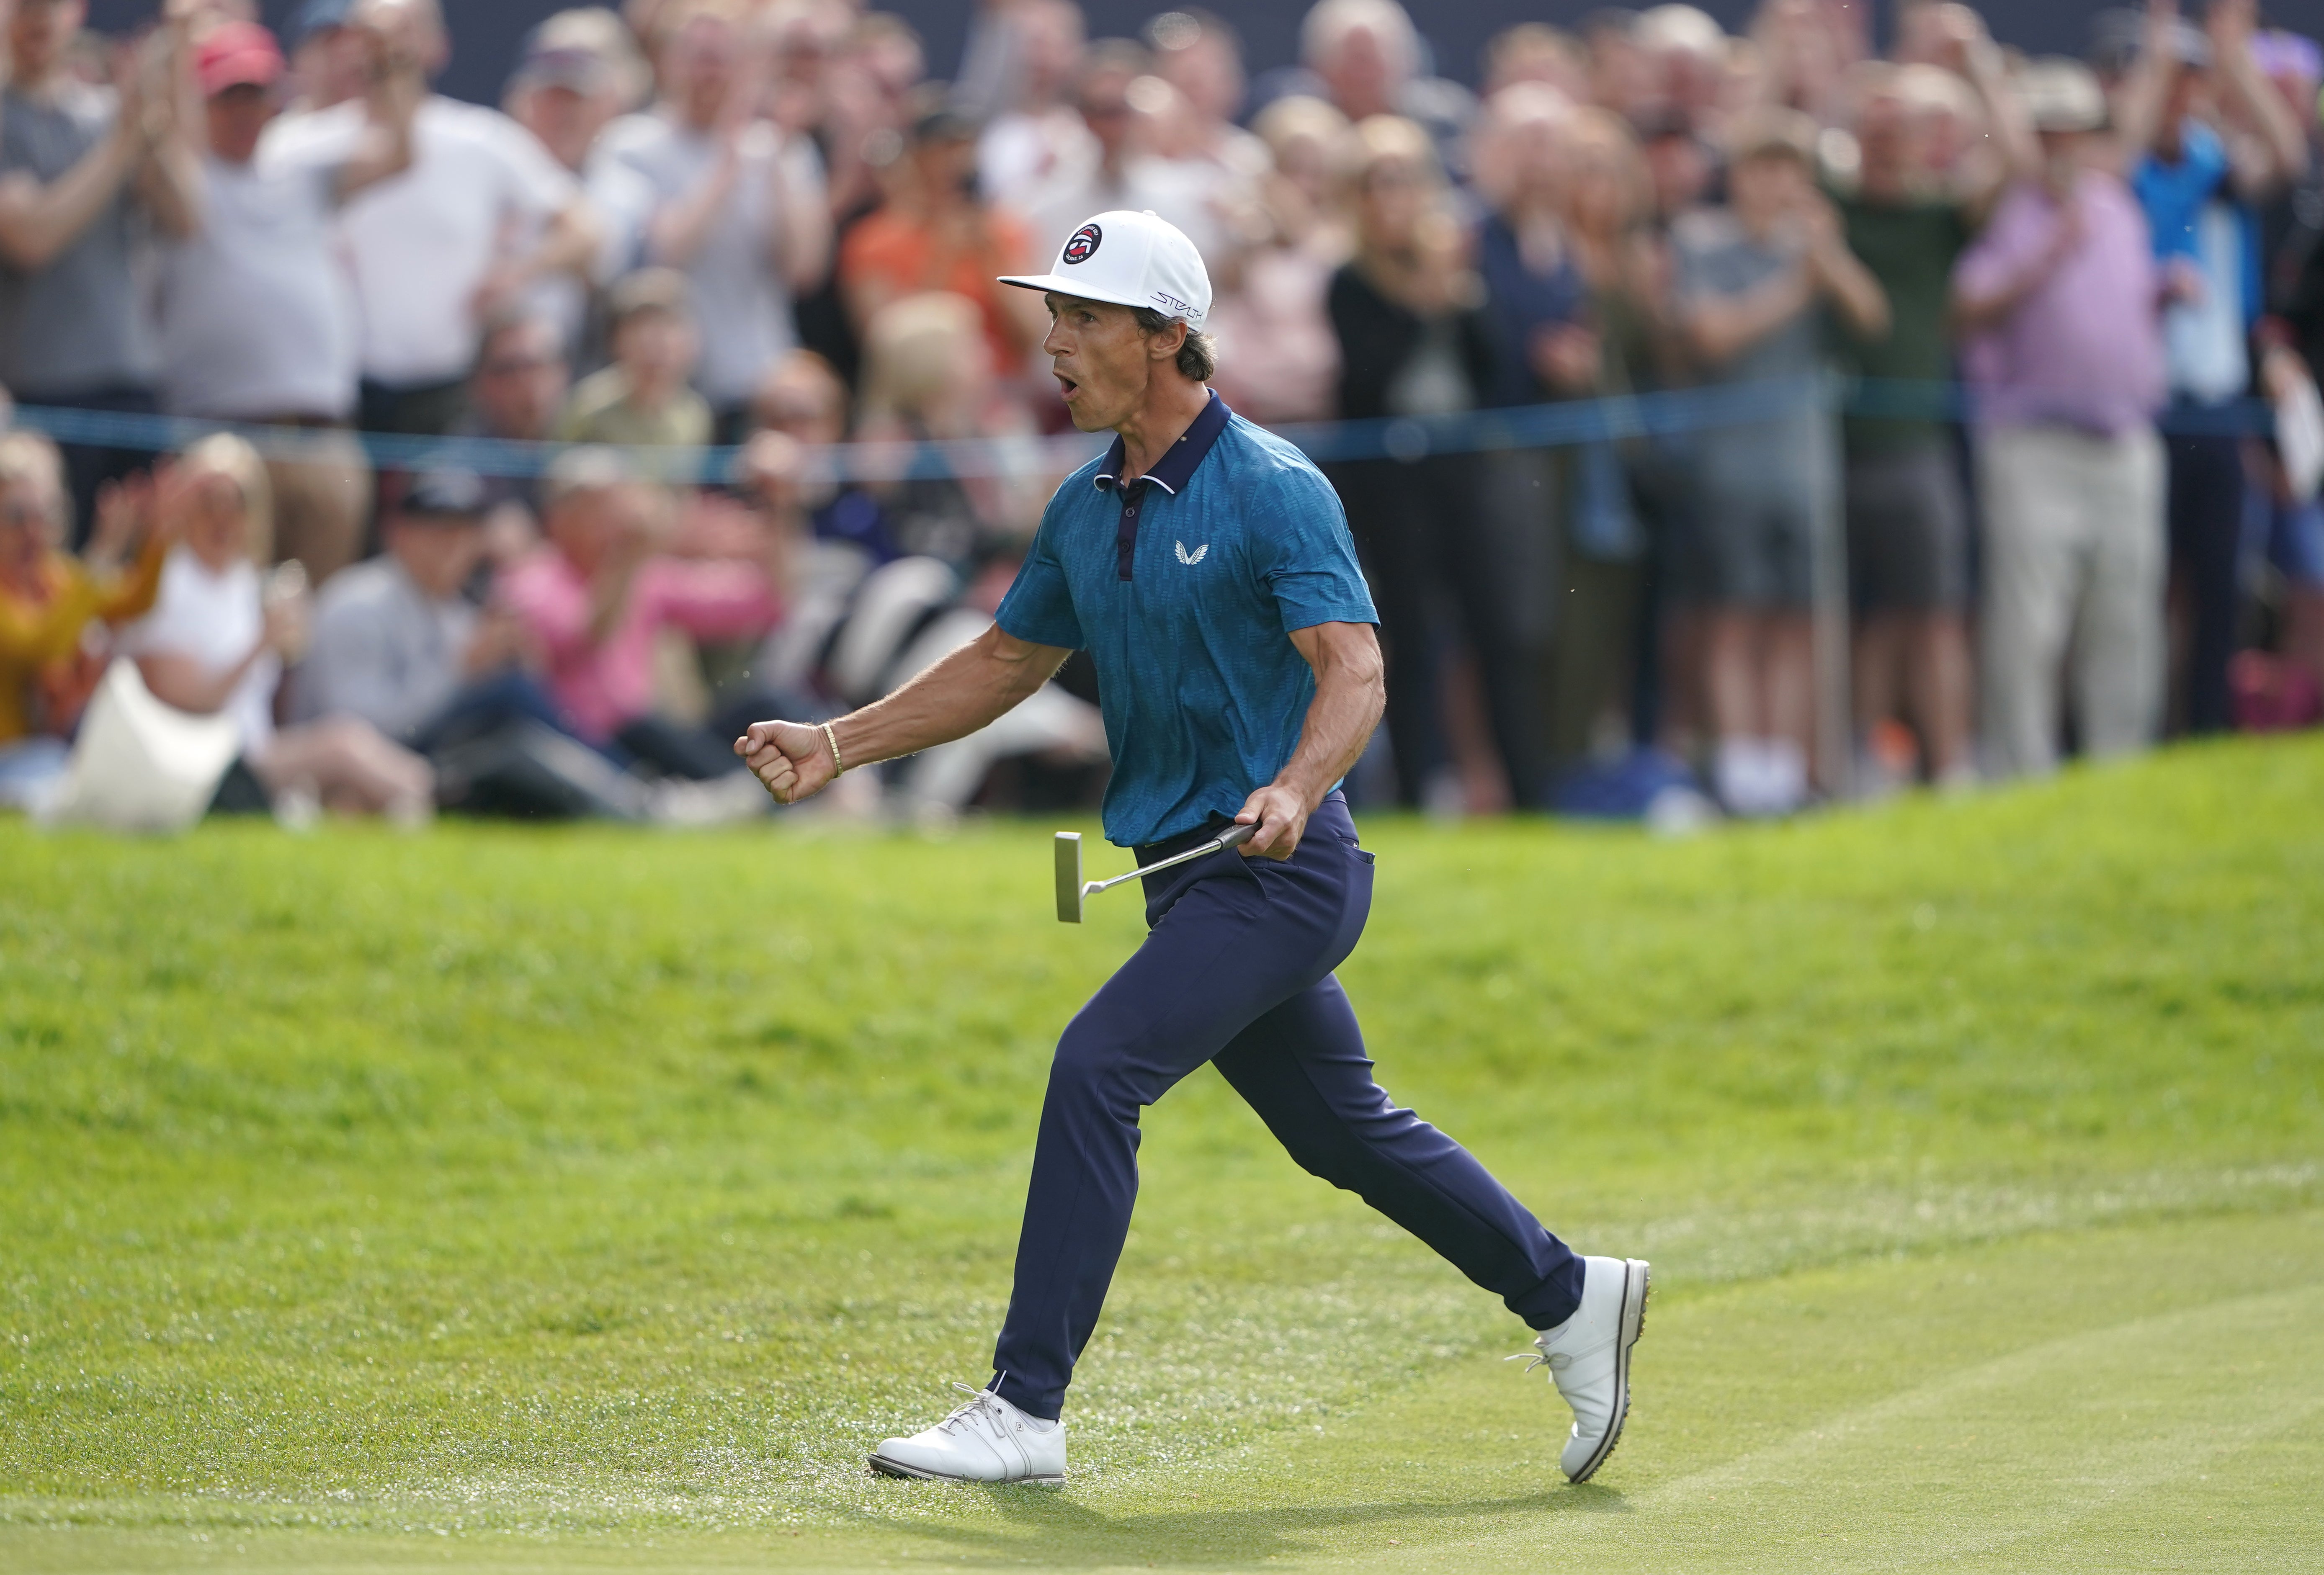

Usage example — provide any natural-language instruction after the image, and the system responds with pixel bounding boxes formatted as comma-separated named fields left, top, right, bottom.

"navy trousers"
left=989, top=794, right=1585, bottom=1421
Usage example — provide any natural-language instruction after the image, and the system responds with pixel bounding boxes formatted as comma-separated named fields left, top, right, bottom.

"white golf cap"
left=997, top=209, right=1211, bottom=329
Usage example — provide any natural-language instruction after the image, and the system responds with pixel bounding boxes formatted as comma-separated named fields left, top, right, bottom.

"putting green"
left=4, top=737, right=2321, bottom=1571
left=6, top=1208, right=2317, bottom=1571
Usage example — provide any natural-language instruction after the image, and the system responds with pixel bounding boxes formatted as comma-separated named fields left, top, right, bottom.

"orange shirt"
left=0, top=537, right=167, bottom=743
left=839, top=205, right=1037, bottom=373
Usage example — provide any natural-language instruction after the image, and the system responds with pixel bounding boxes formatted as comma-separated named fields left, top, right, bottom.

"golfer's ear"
left=1149, top=318, right=1187, bottom=362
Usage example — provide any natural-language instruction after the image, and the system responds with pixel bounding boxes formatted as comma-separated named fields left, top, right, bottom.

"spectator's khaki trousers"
left=1976, top=423, right=2166, bottom=778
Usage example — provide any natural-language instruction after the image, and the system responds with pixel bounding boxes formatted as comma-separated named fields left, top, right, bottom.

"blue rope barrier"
left=6, top=378, right=2275, bottom=484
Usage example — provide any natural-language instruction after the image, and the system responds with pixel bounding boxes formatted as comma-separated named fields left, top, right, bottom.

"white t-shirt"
left=156, top=149, right=357, bottom=419
left=117, top=547, right=278, bottom=754
left=265, top=96, right=580, bottom=387
left=590, top=111, right=825, bottom=407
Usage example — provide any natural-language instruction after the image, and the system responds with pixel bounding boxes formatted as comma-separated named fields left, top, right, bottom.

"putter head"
left=1054, top=832, right=1083, bottom=923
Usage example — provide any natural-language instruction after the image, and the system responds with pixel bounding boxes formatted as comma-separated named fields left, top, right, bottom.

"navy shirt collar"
left=1093, top=390, right=1233, bottom=496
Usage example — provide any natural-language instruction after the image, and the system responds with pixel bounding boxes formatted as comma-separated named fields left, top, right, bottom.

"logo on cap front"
left=1062, top=223, right=1102, bottom=265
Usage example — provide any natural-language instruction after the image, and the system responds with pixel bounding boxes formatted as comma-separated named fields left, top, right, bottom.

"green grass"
left=3, top=737, right=2321, bottom=1572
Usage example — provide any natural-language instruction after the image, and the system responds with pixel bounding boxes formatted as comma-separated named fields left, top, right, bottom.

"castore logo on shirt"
left=1175, top=541, right=1208, bottom=566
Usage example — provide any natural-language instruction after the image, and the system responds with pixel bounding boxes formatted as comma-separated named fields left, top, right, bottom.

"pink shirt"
left=1954, top=172, right=2165, bottom=437
left=498, top=550, right=782, bottom=743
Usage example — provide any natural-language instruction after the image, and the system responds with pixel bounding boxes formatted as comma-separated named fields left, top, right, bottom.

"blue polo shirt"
left=996, top=392, right=1378, bottom=847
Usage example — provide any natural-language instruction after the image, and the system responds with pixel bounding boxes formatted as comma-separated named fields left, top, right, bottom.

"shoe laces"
left=936, top=1381, right=1008, bottom=1436
left=1506, top=1338, right=1572, bottom=1377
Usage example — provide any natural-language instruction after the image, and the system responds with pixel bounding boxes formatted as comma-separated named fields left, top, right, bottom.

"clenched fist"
left=734, top=719, right=837, bottom=804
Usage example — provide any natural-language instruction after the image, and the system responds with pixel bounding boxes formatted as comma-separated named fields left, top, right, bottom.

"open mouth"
left=1054, top=373, right=1080, bottom=401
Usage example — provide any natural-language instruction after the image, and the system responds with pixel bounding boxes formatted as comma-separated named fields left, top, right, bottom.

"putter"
left=1055, top=823, right=1258, bottom=923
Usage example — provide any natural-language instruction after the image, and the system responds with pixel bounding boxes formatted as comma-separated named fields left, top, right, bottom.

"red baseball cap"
left=196, top=21, right=286, bottom=98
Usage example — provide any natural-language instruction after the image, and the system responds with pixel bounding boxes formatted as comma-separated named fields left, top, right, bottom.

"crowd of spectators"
left=5, top=0, right=2324, bottom=829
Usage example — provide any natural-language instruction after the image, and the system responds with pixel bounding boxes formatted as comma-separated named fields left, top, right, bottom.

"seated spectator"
left=558, top=267, right=714, bottom=465
left=590, top=0, right=832, bottom=439
left=266, top=0, right=598, bottom=438
left=496, top=447, right=784, bottom=778
left=293, top=468, right=533, bottom=747
left=750, top=348, right=900, bottom=564
left=116, top=434, right=434, bottom=821
left=839, top=99, right=1046, bottom=383
left=0, top=432, right=169, bottom=810
left=294, top=465, right=665, bottom=821
left=1673, top=108, right=1886, bottom=816
left=0, top=0, right=199, bottom=546
left=157, top=13, right=422, bottom=587
left=1206, top=95, right=1349, bottom=425
left=1953, top=59, right=2166, bottom=779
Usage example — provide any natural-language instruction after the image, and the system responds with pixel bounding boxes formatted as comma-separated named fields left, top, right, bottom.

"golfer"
left=736, top=210, right=1647, bottom=1486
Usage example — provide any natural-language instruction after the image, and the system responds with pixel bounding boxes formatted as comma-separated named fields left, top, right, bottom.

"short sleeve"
left=994, top=499, right=1084, bottom=650
left=1249, top=458, right=1378, bottom=634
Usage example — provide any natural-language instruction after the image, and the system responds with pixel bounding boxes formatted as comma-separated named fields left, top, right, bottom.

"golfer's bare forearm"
left=1274, top=623, right=1386, bottom=810
left=830, top=627, right=1069, bottom=767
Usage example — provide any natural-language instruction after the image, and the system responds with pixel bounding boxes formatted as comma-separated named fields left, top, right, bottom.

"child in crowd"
left=558, top=267, right=715, bottom=466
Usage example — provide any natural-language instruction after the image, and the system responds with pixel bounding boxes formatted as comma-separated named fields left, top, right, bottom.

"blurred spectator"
left=294, top=464, right=683, bottom=820
left=1583, top=8, right=1659, bottom=126
left=751, top=348, right=901, bottom=563
left=267, top=0, right=598, bottom=439
left=1292, top=0, right=1474, bottom=165
left=1147, top=10, right=1271, bottom=183
left=1954, top=59, right=2166, bottom=778
left=792, top=10, right=926, bottom=388
left=1632, top=4, right=1728, bottom=138
left=854, top=291, right=1046, bottom=574
left=496, top=447, right=783, bottom=777
left=1206, top=95, right=1349, bottom=424
left=1834, top=27, right=2033, bottom=793
left=1022, top=41, right=1226, bottom=265
left=0, top=432, right=167, bottom=809
left=285, top=0, right=370, bottom=114
left=2113, top=0, right=2309, bottom=736
left=2254, top=26, right=2324, bottom=701
left=157, top=15, right=422, bottom=588
left=839, top=100, right=1046, bottom=381
left=973, top=0, right=1092, bottom=213
left=293, top=466, right=523, bottom=744
left=117, top=434, right=434, bottom=819
left=591, top=0, right=832, bottom=440
left=1327, top=113, right=1544, bottom=809
left=1546, top=107, right=1667, bottom=768
left=559, top=267, right=714, bottom=463
left=458, top=309, right=571, bottom=541
left=507, top=8, right=649, bottom=171
left=1673, top=108, right=1886, bottom=816
left=1482, top=23, right=1591, bottom=102
left=506, top=9, right=656, bottom=353
left=0, top=0, right=199, bottom=548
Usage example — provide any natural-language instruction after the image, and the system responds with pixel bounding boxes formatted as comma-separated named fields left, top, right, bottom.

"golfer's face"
left=1042, top=295, right=1151, bottom=434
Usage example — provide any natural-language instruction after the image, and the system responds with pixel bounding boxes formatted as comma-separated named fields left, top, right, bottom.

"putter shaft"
left=1087, top=822, right=1256, bottom=897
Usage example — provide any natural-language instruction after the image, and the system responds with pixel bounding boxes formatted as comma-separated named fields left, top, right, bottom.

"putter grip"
left=1218, top=823, right=1257, bottom=849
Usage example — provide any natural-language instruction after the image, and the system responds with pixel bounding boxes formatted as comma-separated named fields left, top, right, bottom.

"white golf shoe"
left=1515, top=1255, right=1651, bottom=1483
left=868, top=1384, right=1066, bottom=1484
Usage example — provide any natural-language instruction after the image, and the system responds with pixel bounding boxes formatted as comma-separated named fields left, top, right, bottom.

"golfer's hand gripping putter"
left=1054, top=823, right=1259, bottom=922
